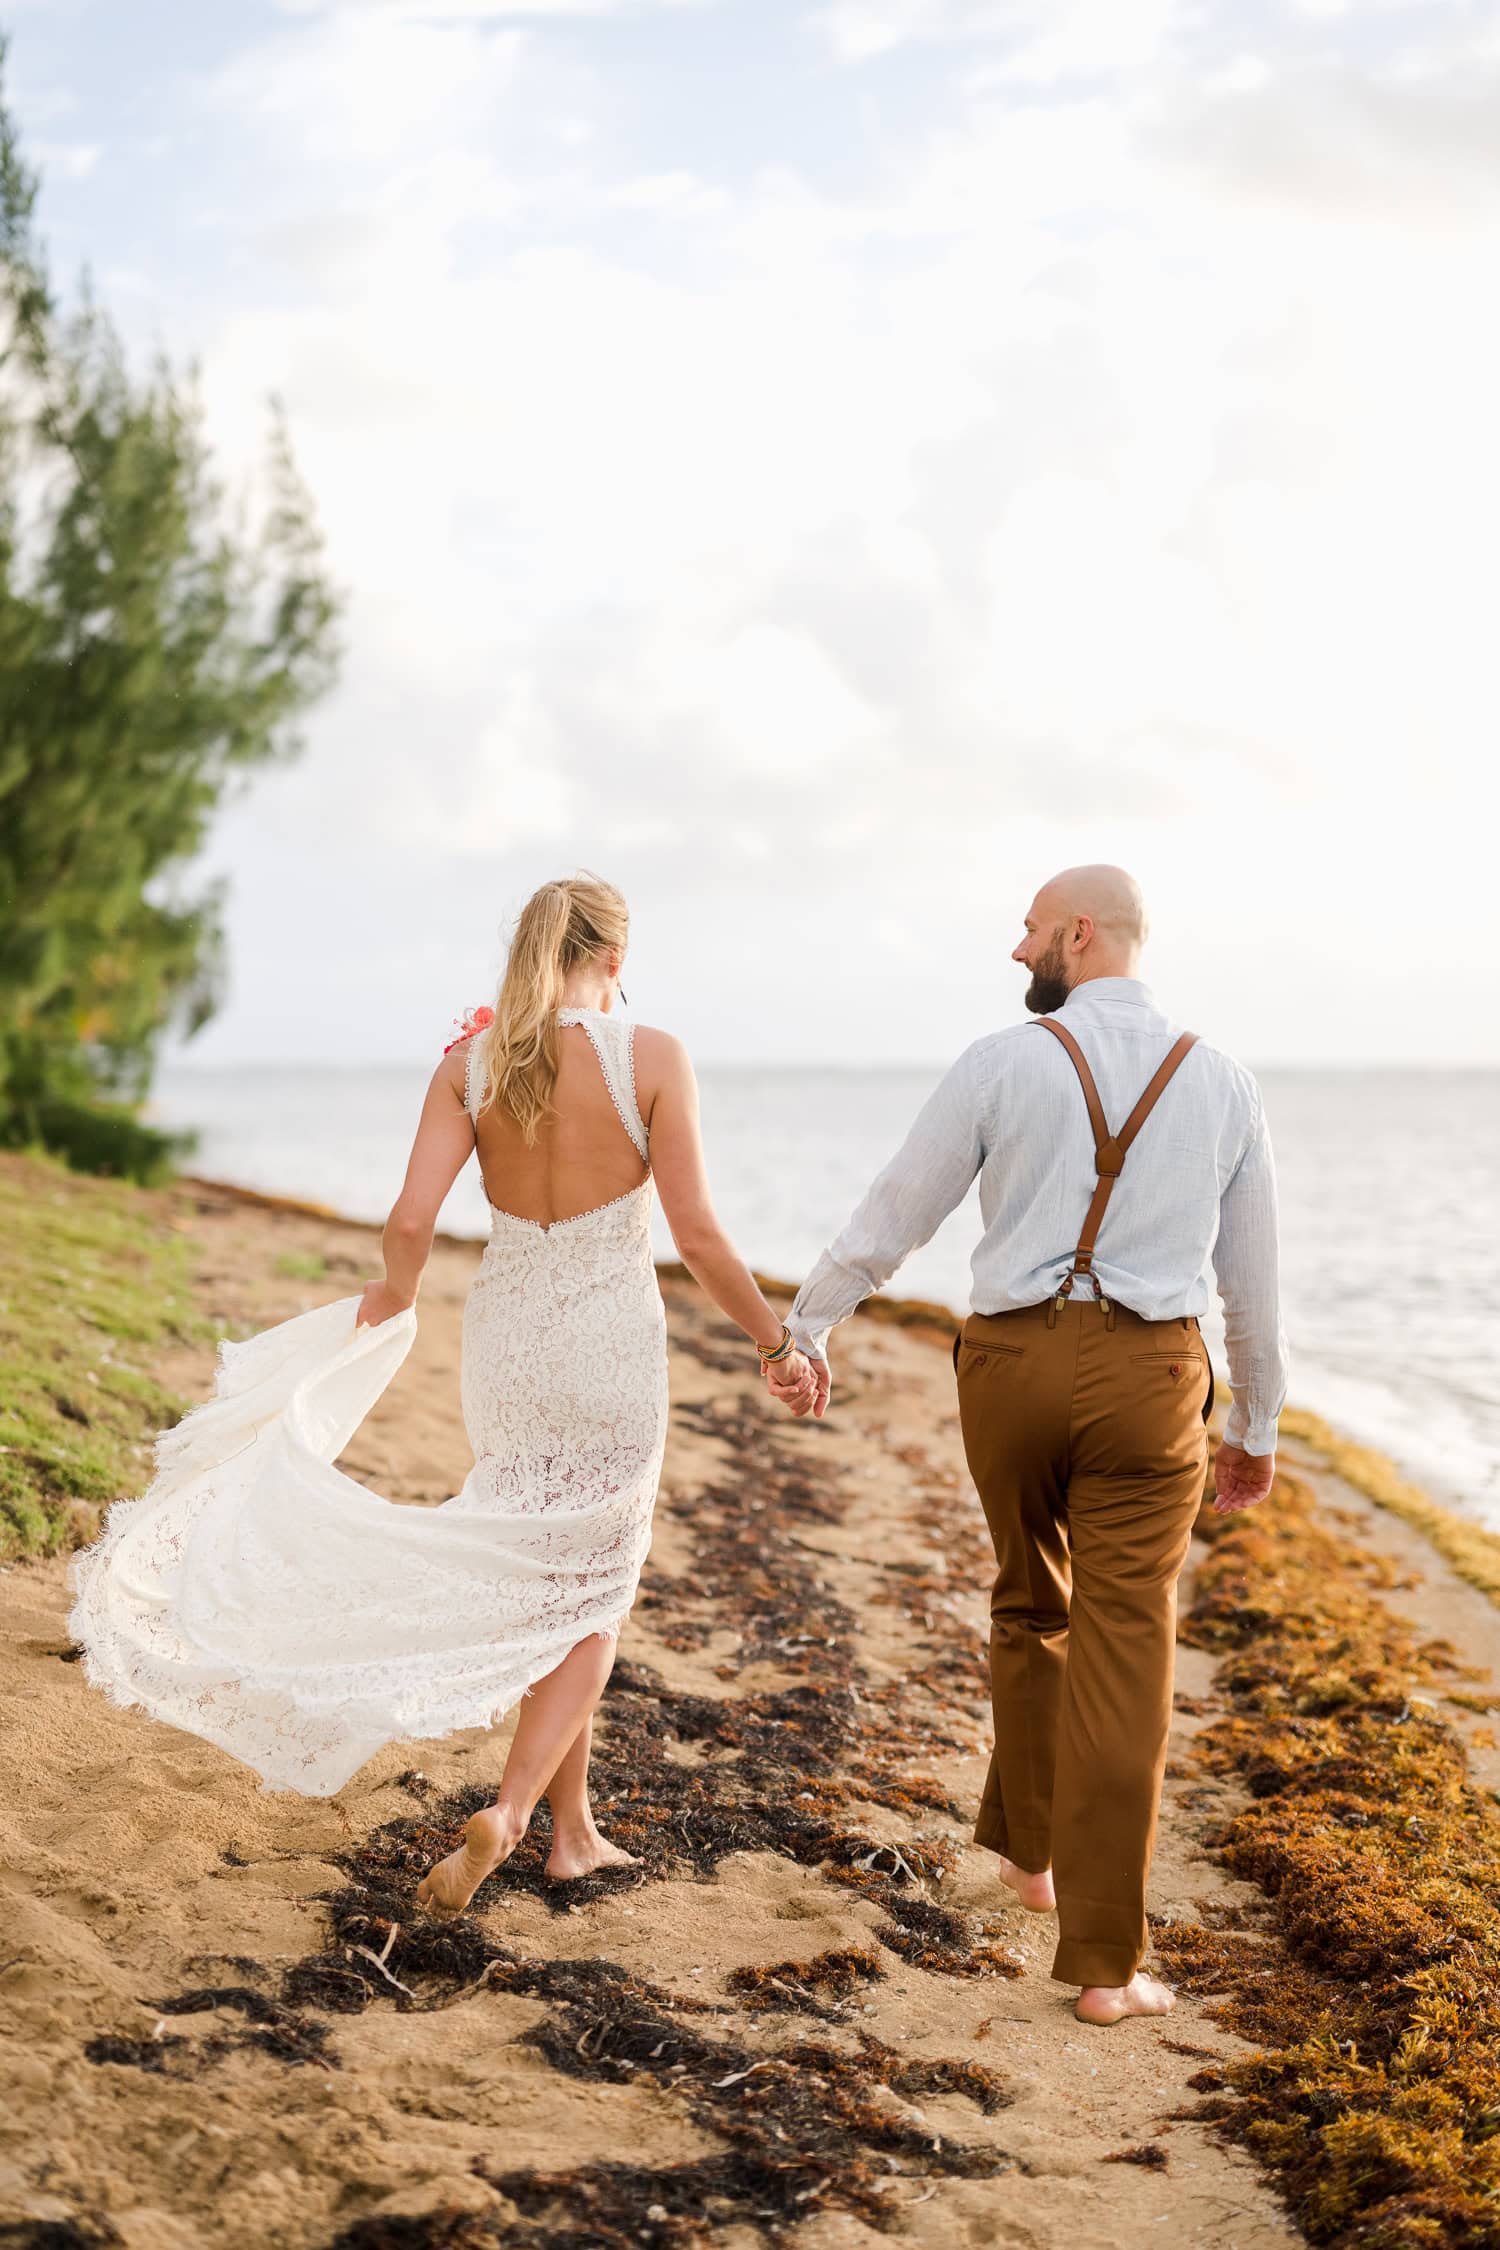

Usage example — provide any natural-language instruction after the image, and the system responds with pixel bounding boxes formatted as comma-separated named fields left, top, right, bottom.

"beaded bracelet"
left=758, top=1324, right=796, bottom=1366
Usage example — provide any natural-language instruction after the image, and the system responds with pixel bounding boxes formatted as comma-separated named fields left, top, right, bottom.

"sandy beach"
left=4, top=1163, right=1500, bottom=2249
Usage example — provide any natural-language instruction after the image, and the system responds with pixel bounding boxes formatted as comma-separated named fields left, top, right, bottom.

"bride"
left=70, top=873, right=819, bottom=1915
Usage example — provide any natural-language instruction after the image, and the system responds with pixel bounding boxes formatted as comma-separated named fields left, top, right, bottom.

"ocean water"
left=148, top=1062, right=1500, bottom=1525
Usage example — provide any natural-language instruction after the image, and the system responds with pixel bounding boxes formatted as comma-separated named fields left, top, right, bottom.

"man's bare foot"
left=545, top=1830, right=639, bottom=1882
left=998, top=1856, right=1056, bottom=1912
left=415, top=1804, right=523, bottom=1917
left=1075, top=1970, right=1176, bottom=2025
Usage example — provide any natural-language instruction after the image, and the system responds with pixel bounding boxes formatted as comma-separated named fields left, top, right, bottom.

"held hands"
left=1212, top=1441, right=1276, bottom=1515
left=765, top=1348, right=831, bottom=1422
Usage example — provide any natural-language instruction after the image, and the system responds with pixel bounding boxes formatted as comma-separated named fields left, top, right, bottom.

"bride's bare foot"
left=545, top=1828, right=639, bottom=1882
left=1075, top=1970, right=1176, bottom=2025
left=415, top=1804, right=523, bottom=1917
left=999, top=1855, right=1057, bottom=1912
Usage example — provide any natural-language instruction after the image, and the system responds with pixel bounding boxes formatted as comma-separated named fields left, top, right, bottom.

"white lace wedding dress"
left=68, top=1008, right=668, bottom=1797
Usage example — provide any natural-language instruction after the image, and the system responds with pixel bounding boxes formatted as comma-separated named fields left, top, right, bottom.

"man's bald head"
left=1012, top=865, right=1149, bottom=1015
left=1033, top=865, right=1148, bottom=946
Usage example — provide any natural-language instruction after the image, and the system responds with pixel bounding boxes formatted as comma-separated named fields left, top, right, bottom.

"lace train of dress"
left=68, top=1009, right=668, bottom=1798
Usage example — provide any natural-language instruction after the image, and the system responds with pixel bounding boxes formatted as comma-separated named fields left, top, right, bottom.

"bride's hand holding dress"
left=356, top=1280, right=412, bottom=1328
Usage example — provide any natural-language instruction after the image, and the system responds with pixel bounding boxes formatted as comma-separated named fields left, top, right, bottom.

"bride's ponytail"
left=473, top=874, right=629, bottom=1143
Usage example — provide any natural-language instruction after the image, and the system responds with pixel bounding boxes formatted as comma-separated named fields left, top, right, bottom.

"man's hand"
left=765, top=1348, right=830, bottom=1421
left=765, top=1349, right=815, bottom=1417
left=356, top=1279, right=413, bottom=1329
left=1212, top=1441, right=1275, bottom=1515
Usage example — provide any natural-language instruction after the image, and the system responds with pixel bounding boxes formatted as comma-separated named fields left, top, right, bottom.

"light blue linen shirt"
left=788, top=978, right=1288, bottom=1455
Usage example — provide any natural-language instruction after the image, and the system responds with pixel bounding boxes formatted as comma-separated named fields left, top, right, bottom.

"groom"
left=771, top=866, right=1286, bottom=2026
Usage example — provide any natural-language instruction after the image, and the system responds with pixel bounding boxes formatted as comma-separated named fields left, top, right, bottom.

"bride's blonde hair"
left=473, top=874, right=630, bottom=1143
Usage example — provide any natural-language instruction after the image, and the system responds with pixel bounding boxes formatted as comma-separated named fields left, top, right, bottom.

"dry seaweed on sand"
left=82, top=2031, right=191, bottom=2075
left=845, top=1761, right=966, bottom=1818
left=325, top=2217, right=513, bottom=2250
left=324, top=2013, right=1014, bottom=2248
left=496, top=2005, right=1013, bottom=2232
left=644, top=1390, right=857, bottom=1676
left=726, top=1945, right=886, bottom=2018
left=308, top=1642, right=1016, bottom=1992
left=880, top=2041, right=1010, bottom=2114
left=85, top=1983, right=339, bottom=2075
left=295, top=1696, right=1016, bottom=2013
left=0, top=2225, right=124, bottom=2250
left=1162, top=1465, right=1500, bottom=2248
left=826, top=1873, right=1021, bottom=1979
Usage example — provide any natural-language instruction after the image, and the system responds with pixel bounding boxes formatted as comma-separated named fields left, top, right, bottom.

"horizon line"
left=154, top=1055, right=1500, bottom=1077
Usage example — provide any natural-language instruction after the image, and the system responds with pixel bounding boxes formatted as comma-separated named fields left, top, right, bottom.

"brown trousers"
left=956, top=1298, right=1210, bottom=1989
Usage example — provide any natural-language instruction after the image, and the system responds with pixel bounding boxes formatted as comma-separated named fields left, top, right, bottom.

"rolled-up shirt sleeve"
left=1212, top=1090, right=1289, bottom=1455
left=788, top=1046, right=985, bottom=1360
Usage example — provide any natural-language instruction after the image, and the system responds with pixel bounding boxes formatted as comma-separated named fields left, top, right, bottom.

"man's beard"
left=1024, top=934, right=1070, bottom=1016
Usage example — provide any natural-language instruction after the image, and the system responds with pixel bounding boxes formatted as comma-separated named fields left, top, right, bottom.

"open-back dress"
left=68, top=1007, right=668, bottom=1797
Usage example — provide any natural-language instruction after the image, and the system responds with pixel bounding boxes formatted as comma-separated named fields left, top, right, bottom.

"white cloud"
left=32, top=138, right=102, bottom=179
left=608, top=170, right=730, bottom=215
left=427, top=712, right=576, bottom=851
left=7, top=80, right=81, bottom=127
left=273, top=0, right=673, bottom=15
left=979, top=0, right=1183, bottom=85
left=1154, top=63, right=1500, bottom=223
left=812, top=0, right=955, bottom=62
left=814, top=0, right=1185, bottom=77
left=208, top=8, right=524, bottom=163
left=1204, top=53, right=1272, bottom=96
left=658, top=621, right=886, bottom=776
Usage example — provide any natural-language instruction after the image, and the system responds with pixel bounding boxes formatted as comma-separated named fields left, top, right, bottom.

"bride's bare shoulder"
left=630, top=1022, right=689, bottom=1060
left=630, top=1023, right=693, bottom=1103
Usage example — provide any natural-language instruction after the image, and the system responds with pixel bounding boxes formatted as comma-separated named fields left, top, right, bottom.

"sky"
left=9, top=0, right=1499, bottom=1068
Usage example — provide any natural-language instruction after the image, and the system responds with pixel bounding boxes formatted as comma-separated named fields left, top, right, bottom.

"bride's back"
left=473, top=1017, right=648, bottom=1229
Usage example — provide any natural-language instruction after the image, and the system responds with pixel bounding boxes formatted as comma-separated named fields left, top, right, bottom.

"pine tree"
left=0, top=40, right=341, bottom=1176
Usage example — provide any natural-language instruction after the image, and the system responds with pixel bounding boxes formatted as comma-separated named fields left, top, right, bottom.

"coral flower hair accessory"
left=443, top=1004, right=494, bottom=1054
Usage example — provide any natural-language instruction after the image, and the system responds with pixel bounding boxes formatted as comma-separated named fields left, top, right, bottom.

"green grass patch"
left=0, top=1151, right=206, bottom=1561
left=274, top=1249, right=327, bottom=1282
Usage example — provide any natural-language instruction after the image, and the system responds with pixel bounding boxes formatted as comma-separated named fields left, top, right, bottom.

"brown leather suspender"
left=1033, top=1019, right=1199, bottom=1307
